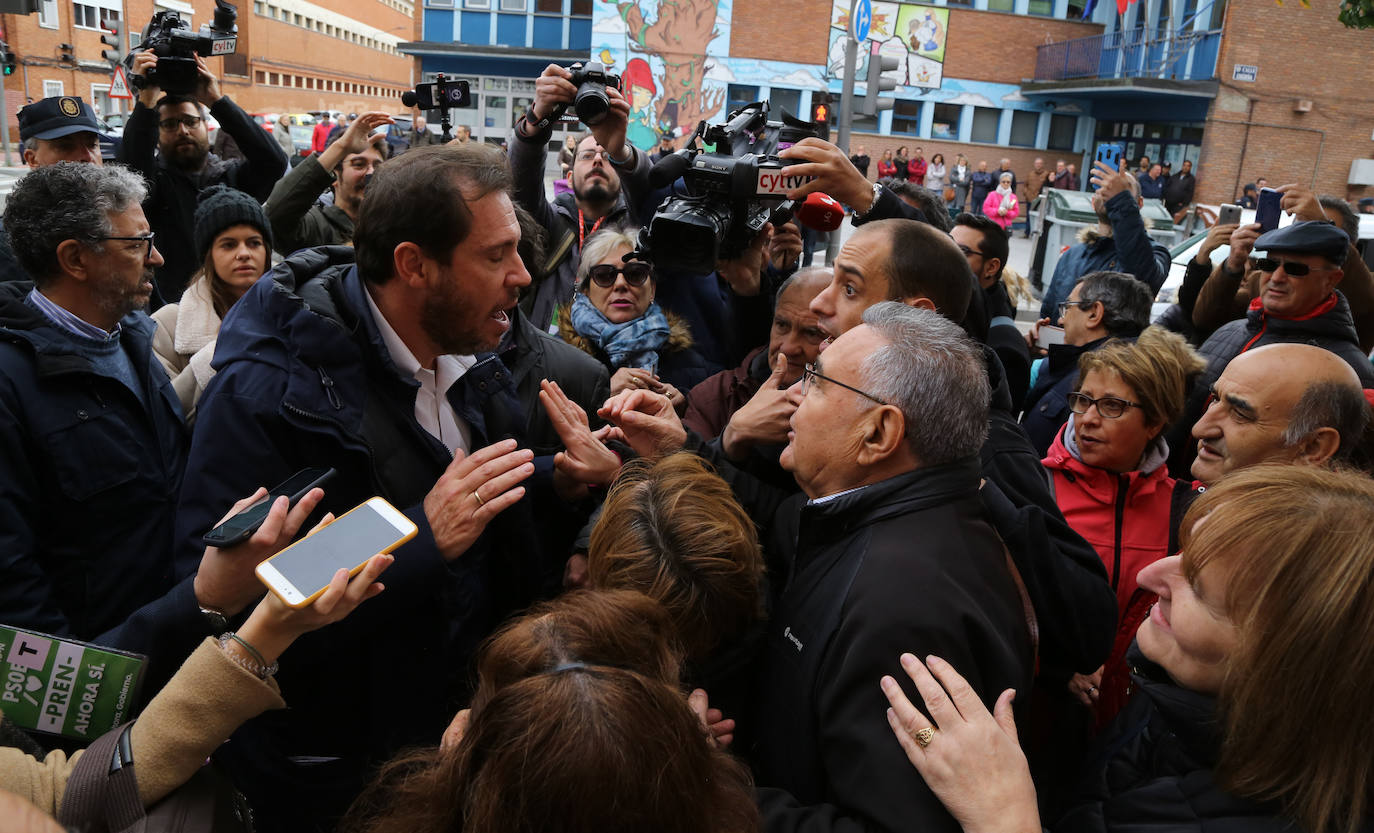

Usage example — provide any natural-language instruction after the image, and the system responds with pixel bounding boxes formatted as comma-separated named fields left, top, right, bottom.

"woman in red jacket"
left=876, top=149, right=898, bottom=181
left=1041, top=327, right=1206, bottom=728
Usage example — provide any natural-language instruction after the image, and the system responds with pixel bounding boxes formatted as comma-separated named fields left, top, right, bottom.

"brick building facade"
left=2, top=0, right=419, bottom=144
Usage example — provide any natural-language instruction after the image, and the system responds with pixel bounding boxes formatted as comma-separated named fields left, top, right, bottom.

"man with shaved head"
left=1191, top=343, right=1370, bottom=484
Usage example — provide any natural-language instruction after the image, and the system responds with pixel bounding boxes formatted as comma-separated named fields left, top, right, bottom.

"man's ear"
left=54, top=240, right=91, bottom=284
left=983, top=257, right=1003, bottom=284
left=1295, top=426, right=1342, bottom=467
left=392, top=241, right=431, bottom=290
left=903, top=296, right=937, bottom=312
left=856, top=405, right=908, bottom=466
left=1084, top=300, right=1105, bottom=329
left=22, top=148, right=37, bottom=168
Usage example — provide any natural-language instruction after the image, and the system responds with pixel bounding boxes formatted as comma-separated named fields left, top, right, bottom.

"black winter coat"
left=753, top=461, right=1035, bottom=833
left=1022, top=336, right=1112, bottom=456
left=175, top=247, right=568, bottom=832
left=1053, top=646, right=1372, bottom=832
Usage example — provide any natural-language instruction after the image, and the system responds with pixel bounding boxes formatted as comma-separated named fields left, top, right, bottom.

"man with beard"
left=174, top=143, right=580, bottom=832
left=0, top=163, right=188, bottom=643
left=119, top=51, right=286, bottom=304
left=1038, top=160, right=1170, bottom=321
left=510, top=64, right=649, bottom=332
left=265, top=111, right=392, bottom=254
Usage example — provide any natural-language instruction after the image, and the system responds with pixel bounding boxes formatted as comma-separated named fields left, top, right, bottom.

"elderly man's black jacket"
left=751, top=459, right=1035, bottom=833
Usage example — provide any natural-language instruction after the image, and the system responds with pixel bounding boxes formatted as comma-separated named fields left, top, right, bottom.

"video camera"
left=126, top=0, right=238, bottom=96
left=637, top=101, right=820, bottom=274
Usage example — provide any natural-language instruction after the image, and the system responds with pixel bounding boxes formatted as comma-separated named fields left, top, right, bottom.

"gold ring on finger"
left=913, top=726, right=936, bottom=748
left=471, top=490, right=485, bottom=507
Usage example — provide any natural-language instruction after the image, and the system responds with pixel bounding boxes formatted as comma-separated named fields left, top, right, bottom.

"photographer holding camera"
left=510, top=63, right=650, bottom=334
left=119, top=50, right=287, bottom=305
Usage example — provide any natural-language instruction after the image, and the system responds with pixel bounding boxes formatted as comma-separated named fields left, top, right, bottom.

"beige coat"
left=0, top=639, right=283, bottom=816
left=151, top=278, right=223, bottom=424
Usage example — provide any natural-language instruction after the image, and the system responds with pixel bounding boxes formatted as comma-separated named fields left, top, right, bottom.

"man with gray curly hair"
left=0, top=161, right=188, bottom=643
left=754, top=301, right=1034, bottom=833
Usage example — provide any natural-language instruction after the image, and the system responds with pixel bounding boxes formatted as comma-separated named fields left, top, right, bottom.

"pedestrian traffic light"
left=862, top=41, right=900, bottom=116
left=810, top=92, right=832, bottom=141
left=101, top=20, right=125, bottom=66
left=1, top=42, right=15, bottom=76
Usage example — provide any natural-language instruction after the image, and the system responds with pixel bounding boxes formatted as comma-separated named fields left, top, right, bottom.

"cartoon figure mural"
left=826, top=0, right=950, bottom=90
left=614, top=0, right=726, bottom=144
left=621, top=58, right=660, bottom=150
left=908, top=10, right=944, bottom=53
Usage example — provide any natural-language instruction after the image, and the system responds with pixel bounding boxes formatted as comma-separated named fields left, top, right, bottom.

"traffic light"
left=862, top=41, right=900, bottom=116
left=1, top=42, right=15, bottom=76
left=810, top=92, right=832, bottom=141
left=101, top=19, right=125, bottom=66
left=58, top=42, right=74, bottom=65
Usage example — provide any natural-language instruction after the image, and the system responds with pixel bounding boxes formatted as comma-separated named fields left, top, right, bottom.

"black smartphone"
left=1255, top=187, right=1282, bottom=233
left=202, top=467, right=335, bottom=548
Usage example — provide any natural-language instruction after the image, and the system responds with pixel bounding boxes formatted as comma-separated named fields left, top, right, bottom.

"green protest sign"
left=0, top=625, right=145, bottom=740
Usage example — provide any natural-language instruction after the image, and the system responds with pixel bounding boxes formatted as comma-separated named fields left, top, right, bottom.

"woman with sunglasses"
left=558, top=228, right=707, bottom=410
left=1040, top=327, right=1206, bottom=729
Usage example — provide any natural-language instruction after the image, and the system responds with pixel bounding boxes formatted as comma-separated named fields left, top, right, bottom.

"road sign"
left=850, top=0, right=872, bottom=43
left=109, top=65, right=133, bottom=99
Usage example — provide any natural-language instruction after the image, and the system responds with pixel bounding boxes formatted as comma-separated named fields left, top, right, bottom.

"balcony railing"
left=1033, top=28, right=1223, bottom=82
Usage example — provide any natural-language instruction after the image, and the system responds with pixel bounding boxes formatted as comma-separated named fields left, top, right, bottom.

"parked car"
left=250, top=112, right=281, bottom=134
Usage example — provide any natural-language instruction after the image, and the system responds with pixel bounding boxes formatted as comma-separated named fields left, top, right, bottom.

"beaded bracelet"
left=218, top=632, right=279, bottom=680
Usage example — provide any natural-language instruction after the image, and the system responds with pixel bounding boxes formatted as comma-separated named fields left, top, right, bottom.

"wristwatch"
left=852, top=181, right=882, bottom=220
left=199, top=605, right=228, bottom=635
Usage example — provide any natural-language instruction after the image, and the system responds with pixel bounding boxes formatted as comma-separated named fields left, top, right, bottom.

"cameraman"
left=510, top=64, right=650, bottom=333
left=119, top=51, right=287, bottom=305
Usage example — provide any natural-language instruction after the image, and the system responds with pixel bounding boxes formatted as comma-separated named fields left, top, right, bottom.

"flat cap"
left=1255, top=220, right=1349, bottom=266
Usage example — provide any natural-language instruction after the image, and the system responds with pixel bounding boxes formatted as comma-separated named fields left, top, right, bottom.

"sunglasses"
left=1254, top=257, right=1335, bottom=277
left=587, top=262, right=652, bottom=288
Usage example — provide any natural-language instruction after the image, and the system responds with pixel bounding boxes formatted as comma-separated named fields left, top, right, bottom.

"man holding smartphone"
left=177, top=142, right=576, bottom=832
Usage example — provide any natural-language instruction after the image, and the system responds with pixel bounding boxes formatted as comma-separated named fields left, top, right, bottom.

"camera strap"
left=578, top=209, right=606, bottom=251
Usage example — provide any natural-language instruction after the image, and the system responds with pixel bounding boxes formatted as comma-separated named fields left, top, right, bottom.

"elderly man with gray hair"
left=751, top=302, right=1035, bottom=833
left=0, top=162, right=190, bottom=645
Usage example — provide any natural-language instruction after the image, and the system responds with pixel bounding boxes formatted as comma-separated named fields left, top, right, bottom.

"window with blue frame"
left=727, top=84, right=759, bottom=114
left=891, top=99, right=921, bottom=136
left=1048, top=114, right=1076, bottom=150
left=1008, top=110, right=1038, bottom=147
left=931, top=104, right=960, bottom=139
left=970, top=107, right=999, bottom=143
left=768, top=88, right=802, bottom=120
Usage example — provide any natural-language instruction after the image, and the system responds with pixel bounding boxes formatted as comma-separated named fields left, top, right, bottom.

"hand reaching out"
left=598, top=389, right=688, bottom=458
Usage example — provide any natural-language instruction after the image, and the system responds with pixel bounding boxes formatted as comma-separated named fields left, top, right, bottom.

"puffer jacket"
left=1043, top=420, right=1200, bottom=726
left=1039, top=192, right=1171, bottom=321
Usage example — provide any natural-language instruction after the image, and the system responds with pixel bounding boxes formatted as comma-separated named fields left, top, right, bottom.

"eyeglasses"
left=158, top=115, right=203, bottom=132
left=587, top=262, right=652, bottom=288
left=1254, top=257, right=1335, bottom=277
left=801, top=362, right=887, bottom=405
left=1056, top=299, right=1095, bottom=318
left=576, top=149, right=608, bottom=162
left=956, top=244, right=985, bottom=258
left=1066, top=392, right=1142, bottom=419
left=91, top=232, right=157, bottom=259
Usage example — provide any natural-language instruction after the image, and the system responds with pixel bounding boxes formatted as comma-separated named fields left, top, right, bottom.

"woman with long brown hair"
left=881, top=464, right=1374, bottom=833
left=348, top=589, right=760, bottom=833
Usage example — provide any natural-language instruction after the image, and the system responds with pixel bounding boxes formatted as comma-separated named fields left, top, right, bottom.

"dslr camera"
left=126, top=0, right=238, bottom=95
left=637, top=101, right=820, bottom=274
left=565, top=61, right=621, bottom=126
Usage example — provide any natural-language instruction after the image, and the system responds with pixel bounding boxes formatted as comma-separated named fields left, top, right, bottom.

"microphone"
left=400, top=91, right=418, bottom=108
left=648, top=149, right=694, bottom=189
left=795, top=191, right=844, bottom=232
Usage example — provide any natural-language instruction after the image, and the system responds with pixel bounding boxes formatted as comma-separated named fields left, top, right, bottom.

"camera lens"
left=574, top=84, right=610, bottom=126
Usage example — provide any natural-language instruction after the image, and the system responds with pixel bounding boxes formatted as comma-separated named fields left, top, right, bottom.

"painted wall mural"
left=592, top=0, right=827, bottom=149
left=827, top=0, right=950, bottom=90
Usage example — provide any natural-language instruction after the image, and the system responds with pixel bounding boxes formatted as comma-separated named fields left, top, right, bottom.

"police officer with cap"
left=16, top=95, right=108, bottom=168
left=2, top=97, right=112, bottom=281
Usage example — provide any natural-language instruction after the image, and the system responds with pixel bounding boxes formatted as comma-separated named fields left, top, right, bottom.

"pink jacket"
left=983, top=189, right=1019, bottom=230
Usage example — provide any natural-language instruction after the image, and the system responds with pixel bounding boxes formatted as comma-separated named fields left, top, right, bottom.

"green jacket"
left=263, top=154, right=354, bottom=255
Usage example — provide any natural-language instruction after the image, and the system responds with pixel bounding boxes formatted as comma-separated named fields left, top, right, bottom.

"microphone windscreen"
left=648, top=151, right=693, bottom=189
left=795, top=191, right=844, bottom=232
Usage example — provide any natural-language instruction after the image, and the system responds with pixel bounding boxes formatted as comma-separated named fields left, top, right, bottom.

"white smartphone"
left=1036, top=325, right=1066, bottom=349
left=1217, top=203, right=1242, bottom=226
left=255, top=497, right=417, bottom=609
